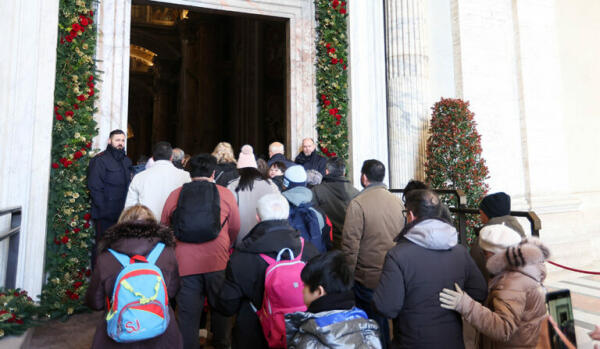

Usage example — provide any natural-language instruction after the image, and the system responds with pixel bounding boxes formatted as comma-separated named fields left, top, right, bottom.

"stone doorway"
left=127, top=3, right=287, bottom=162
left=95, top=0, right=316, bottom=162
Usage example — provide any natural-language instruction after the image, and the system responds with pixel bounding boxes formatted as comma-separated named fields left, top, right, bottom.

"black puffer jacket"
left=311, top=176, right=359, bottom=248
left=294, top=151, right=327, bottom=176
left=87, top=145, right=132, bottom=221
left=209, top=220, right=320, bottom=349
left=373, top=219, right=487, bottom=349
left=215, top=162, right=239, bottom=187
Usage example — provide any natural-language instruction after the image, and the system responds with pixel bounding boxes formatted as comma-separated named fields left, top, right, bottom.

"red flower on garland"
left=331, top=58, right=338, bottom=65
left=56, top=114, right=63, bottom=121
left=88, top=75, right=94, bottom=82
left=73, top=281, right=83, bottom=289
left=77, top=95, right=86, bottom=101
left=86, top=142, right=92, bottom=149
left=73, top=103, right=79, bottom=109
left=65, top=111, right=74, bottom=117
left=52, top=163, right=59, bottom=169
left=61, top=235, right=69, bottom=244
left=74, top=151, right=83, bottom=160
left=66, top=35, right=73, bottom=43
left=340, top=8, right=347, bottom=14
left=84, top=213, right=91, bottom=221
left=335, top=120, right=341, bottom=125
left=324, top=100, right=331, bottom=106
left=332, top=0, right=339, bottom=9
left=84, top=222, right=90, bottom=229
left=80, top=17, right=89, bottom=26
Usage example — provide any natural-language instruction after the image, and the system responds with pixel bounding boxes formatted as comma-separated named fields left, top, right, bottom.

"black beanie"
left=479, top=192, right=511, bottom=218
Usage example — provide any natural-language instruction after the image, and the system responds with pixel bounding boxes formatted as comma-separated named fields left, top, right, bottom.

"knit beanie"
left=479, top=224, right=522, bottom=254
left=237, top=145, right=258, bottom=169
left=479, top=192, right=511, bottom=218
left=283, top=165, right=307, bottom=189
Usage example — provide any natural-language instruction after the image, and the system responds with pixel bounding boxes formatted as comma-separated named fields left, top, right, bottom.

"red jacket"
left=161, top=181, right=240, bottom=276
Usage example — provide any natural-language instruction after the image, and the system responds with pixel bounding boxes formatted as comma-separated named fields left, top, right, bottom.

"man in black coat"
left=87, top=129, right=132, bottom=265
left=209, top=193, right=319, bottom=349
left=294, top=138, right=327, bottom=176
left=311, top=157, right=358, bottom=249
left=267, top=141, right=295, bottom=168
left=373, top=189, right=487, bottom=349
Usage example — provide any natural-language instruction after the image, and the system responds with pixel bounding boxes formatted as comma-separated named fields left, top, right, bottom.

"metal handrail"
left=389, top=189, right=541, bottom=244
left=0, top=206, right=21, bottom=289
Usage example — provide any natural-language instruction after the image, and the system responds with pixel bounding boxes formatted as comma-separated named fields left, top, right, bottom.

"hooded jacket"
left=471, top=215, right=527, bottom=282
left=282, top=186, right=327, bottom=232
left=373, top=219, right=488, bottom=349
left=85, top=221, right=182, bottom=349
left=311, top=176, right=359, bottom=248
left=286, top=291, right=381, bottom=349
left=454, top=238, right=549, bottom=349
left=294, top=151, right=328, bottom=176
left=342, top=184, right=405, bottom=289
left=209, top=220, right=320, bottom=349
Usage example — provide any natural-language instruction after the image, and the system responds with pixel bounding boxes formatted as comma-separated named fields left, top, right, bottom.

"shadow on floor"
left=27, top=311, right=102, bottom=349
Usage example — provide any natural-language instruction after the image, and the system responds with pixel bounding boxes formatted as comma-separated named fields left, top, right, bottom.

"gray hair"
left=306, top=169, right=323, bottom=186
left=257, top=193, right=290, bottom=221
left=172, top=148, right=185, bottom=162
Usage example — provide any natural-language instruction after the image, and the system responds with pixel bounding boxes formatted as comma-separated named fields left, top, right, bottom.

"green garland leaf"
left=315, top=0, right=349, bottom=160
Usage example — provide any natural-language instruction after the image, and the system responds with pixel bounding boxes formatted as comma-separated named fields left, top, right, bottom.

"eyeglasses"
left=402, top=209, right=409, bottom=218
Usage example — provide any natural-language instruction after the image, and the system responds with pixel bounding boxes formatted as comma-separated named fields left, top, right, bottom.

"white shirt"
left=125, top=160, right=191, bottom=219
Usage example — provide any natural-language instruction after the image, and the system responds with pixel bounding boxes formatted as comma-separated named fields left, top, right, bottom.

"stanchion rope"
left=547, top=260, right=600, bottom=275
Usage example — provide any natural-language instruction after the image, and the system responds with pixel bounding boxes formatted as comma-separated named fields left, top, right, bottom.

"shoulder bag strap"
left=108, top=248, right=130, bottom=267
left=146, top=242, right=165, bottom=264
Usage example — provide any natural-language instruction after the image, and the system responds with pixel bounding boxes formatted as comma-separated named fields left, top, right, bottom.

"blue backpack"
left=288, top=203, right=329, bottom=252
left=106, top=243, right=169, bottom=343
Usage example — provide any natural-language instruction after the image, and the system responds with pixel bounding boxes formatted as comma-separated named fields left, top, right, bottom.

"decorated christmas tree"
left=425, top=98, right=489, bottom=245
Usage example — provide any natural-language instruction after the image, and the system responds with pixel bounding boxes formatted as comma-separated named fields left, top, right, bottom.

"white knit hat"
left=479, top=224, right=522, bottom=254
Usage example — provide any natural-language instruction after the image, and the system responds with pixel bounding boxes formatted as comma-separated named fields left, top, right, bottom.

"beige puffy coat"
left=456, top=238, right=550, bottom=349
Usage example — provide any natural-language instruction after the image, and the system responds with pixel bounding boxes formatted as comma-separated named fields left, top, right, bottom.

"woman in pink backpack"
left=85, top=205, right=182, bottom=348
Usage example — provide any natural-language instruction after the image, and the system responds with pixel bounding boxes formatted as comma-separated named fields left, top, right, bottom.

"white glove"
left=439, top=283, right=464, bottom=311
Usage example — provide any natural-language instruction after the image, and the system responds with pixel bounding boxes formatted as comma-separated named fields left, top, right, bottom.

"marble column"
left=385, top=0, right=431, bottom=188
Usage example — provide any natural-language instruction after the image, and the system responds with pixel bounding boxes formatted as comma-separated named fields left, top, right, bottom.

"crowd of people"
left=84, top=129, right=567, bottom=349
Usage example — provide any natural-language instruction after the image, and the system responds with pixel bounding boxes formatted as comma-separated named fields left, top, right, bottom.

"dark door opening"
left=127, top=3, right=287, bottom=163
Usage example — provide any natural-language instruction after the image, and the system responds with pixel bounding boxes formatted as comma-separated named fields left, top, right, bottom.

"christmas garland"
left=315, top=0, right=349, bottom=160
left=0, top=289, right=37, bottom=338
left=41, top=0, right=98, bottom=319
left=0, top=0, right=350, bottom=333
left=425, top=98, right=490, bottom=245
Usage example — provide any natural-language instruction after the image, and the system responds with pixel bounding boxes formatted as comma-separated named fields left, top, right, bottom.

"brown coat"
left=161, top=181, right=241, bottom=276
left=341, top=184, right=405, bottom=289
left=471, top=215, right=527, bottom=282
left=456, top=238, right=549, bottom=349
left=85, top=222, right=182, bottom=349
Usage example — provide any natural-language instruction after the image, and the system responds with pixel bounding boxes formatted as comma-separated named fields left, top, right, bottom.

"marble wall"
left=0, top=0, right=60, bottom=295
left=347, top=0, right=389, bottom=186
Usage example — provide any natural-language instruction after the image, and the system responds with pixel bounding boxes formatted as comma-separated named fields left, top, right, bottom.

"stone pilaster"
left=385, top=0, right=430, bottom=188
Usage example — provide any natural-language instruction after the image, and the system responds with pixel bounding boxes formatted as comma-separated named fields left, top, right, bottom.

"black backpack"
left=171, top=181, right=227, bottom=243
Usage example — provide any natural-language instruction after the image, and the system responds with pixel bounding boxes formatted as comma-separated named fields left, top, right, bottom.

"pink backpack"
left=254, top=238, right=306, bottom=348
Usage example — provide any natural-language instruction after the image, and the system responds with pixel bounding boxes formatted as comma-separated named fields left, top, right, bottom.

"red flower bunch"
left=62, top=13, right=94, bottom=44
left=59, top=157, right=73, bottom=168
left=331, top=0, right=347, bottom=14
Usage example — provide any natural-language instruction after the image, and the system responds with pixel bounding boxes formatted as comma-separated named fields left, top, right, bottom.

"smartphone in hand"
left=546, top=289, right=577, bottom=349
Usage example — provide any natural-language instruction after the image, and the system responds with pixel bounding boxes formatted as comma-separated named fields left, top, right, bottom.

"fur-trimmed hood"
left=97, top=220, right=176, bottom=252
left=486, top=237, right=550, bottom=282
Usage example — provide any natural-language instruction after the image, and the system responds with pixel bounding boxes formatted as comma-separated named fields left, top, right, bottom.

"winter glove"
left=439, top=283, right=466, bottom=312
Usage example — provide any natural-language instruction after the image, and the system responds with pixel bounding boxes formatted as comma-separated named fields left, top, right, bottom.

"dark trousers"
left=91, top=218, right=116, bottom=269
left=354, top=281, right=390, bottom=349
left=178, top=271, right=232, bottom=349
